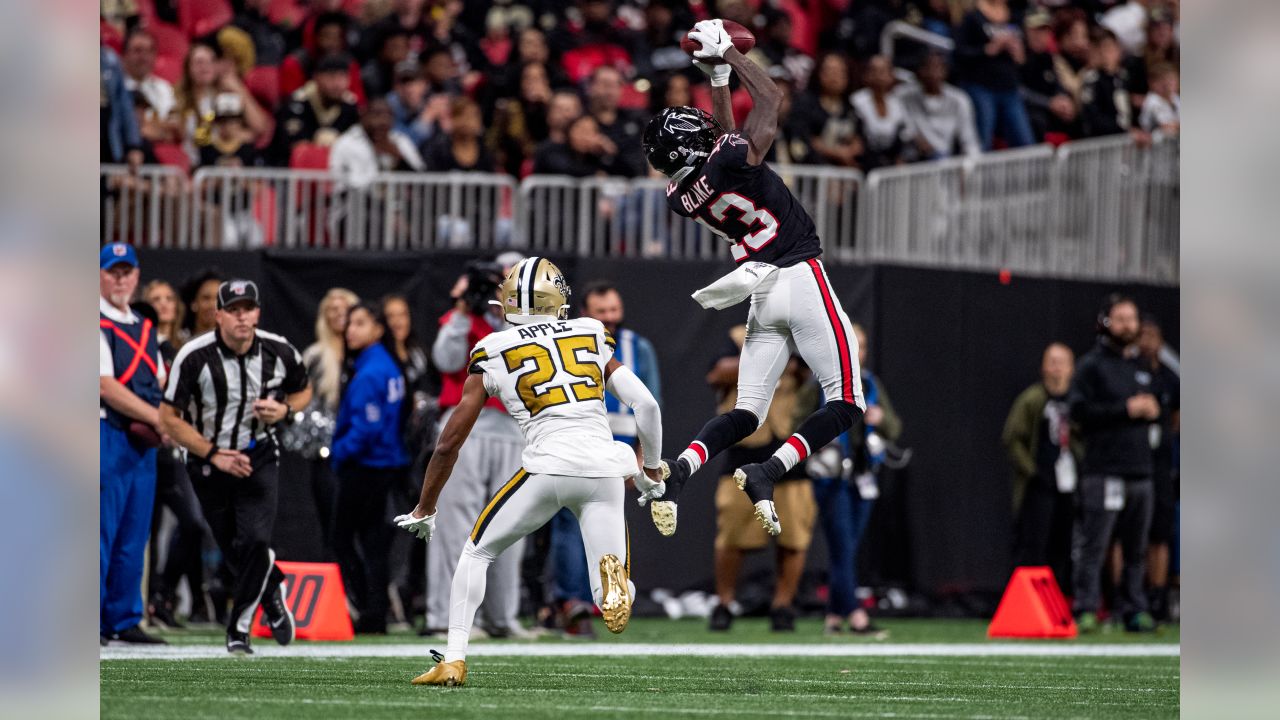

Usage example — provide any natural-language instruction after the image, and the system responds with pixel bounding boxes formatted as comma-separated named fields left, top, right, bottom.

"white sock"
left=771, top=436, right=811, bottom=473
left=444, top=543, right=491, bottom=663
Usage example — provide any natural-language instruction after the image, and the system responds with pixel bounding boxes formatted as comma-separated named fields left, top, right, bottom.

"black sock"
left=677, top=408, right=759, bottom=474
left=770, top=401, right=864, bottom=473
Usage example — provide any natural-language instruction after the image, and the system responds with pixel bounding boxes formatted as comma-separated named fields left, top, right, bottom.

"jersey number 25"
left=695, top=192, right=779, bottom=261
left=501, top=335, right=604, bottom=416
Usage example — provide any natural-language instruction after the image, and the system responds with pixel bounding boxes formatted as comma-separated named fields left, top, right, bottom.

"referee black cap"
left=217, top=279, right=260, bottom=310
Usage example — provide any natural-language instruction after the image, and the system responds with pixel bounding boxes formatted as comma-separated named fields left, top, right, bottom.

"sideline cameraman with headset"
left=424, top=253, right=530, bottom=637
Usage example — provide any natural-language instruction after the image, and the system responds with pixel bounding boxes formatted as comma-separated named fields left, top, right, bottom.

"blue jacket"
left=332, top=343, right=410, bottom=469
left=603, top=328, right=661, bottom=443
left=101, top=47, right=141, bottom=163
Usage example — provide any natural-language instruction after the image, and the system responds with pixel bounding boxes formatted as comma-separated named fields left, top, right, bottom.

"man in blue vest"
left=99, top=242, right=167, bottom=645
left=548, top=282, right=662, bottom=634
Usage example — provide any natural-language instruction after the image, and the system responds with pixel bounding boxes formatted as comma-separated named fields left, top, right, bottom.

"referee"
left=159, top=280, right=313, bottom=654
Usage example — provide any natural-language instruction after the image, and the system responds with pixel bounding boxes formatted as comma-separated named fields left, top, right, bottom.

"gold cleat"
left=598, top=554, right=632, bottom=634
left=650, top=501, right=677, bottom=537
left=650, top=461, right=677, bottom=536
left=411, top=659, right=468, bottom=687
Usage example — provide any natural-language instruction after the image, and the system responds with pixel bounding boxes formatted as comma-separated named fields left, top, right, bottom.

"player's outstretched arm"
left=409, top=373, right=487, bottom=518
left=605, top=359, right=663, bottom=472
left=697, top=62, right=735, bottom=132
left=722, top=48, right=780, bottom=165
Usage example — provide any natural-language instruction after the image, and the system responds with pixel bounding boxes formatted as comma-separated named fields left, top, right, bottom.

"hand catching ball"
left=681, top=19, right=755, bottom=64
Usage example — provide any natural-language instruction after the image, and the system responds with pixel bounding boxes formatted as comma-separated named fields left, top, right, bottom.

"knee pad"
left=462, top=540, right=495, bottom=563
left=726, top=407, right=763, bottom=433
left=825, top=401, right=862, bottom=432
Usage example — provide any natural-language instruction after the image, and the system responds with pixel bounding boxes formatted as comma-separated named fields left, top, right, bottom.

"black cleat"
left=111, top=625, right=167, bottom=645
left=770, top=605, right=797, bottom=632
left=708, top=603, right=733, bottom=632
left=262, top=579, right=296, bottom=646
left=226, top=631, right=253, bottom=655
left=733, top=461, right=782, bottom=536
left=650, top=458, right=690, bottom=537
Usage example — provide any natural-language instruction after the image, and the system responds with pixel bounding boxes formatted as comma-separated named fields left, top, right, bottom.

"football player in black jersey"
left=641, top=19, right=866, bottom=539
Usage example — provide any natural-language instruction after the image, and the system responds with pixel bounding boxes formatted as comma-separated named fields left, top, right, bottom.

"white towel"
left=691, top=262, right=779, bottom=310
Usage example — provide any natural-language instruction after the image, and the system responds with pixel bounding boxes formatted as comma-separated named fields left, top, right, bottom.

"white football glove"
left=633, top=464, right=670, bottom=507
left=394, top=510, right=437, bottom=542
left=694, top=59, right=732, bottom=88
left=688, top=19, right=734, bottom=62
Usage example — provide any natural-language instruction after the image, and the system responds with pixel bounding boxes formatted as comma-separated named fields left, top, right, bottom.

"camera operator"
left=425, top=253, right=530, bottom=638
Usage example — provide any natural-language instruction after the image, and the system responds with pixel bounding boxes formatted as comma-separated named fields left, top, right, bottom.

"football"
left=680, top=19, right=755, bottom=64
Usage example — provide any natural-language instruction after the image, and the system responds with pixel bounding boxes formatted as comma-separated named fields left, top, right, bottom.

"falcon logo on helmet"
left=643, top=106, right=723, bottom=185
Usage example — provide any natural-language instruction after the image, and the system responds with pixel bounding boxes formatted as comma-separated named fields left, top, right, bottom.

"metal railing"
left=1052, top=136, right=1179, bottom=284
left=101, top=136, right=1178, bottom=284
left=859, top=144, right=1057, bottom=272
left=101, top=165, right=190, bottom=248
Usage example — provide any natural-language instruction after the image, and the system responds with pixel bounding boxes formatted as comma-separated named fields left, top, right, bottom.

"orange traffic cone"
left=252, top=561, right=355, bottom=641
left=987, top=566, right=1077, bottom=639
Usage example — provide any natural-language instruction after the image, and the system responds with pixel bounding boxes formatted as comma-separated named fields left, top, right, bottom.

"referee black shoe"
left=650, top=458, right=689, bottom=537
left=226, top=631, right=253, bottom=655
left=262, top=579, right=296, bottom=646
left=111, top=625, right=167, bottom=645
left=734, top=459, right=783, bottom=536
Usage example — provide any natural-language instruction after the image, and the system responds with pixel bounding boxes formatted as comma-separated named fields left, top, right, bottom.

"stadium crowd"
left=102, top=246, right=1179, bottom=646
left=101, top=0, right=1180, bottom=179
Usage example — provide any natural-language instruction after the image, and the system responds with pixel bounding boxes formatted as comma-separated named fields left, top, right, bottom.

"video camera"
left=461, top=260, right=505, bottom=315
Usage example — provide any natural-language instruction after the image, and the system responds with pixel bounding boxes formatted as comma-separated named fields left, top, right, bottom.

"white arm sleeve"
left=606, top=364, right=662, bottom=469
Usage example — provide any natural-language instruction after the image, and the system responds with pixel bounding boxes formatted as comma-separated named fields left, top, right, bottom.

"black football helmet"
left=642, top=106, right=723, bottom=184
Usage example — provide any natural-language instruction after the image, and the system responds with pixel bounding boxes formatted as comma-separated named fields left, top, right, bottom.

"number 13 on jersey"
left=694, top=192, right=780, bottom=262
left=501, top=335, right=605, bottom=416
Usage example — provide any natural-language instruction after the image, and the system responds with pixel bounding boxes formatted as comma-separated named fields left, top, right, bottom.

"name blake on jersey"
left=678, top=176, right=716, bottom=215
left=516, top=320, right=574, bottom=340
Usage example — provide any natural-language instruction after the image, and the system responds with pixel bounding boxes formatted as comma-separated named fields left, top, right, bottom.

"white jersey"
left=468, top=317, right=637, bottom=478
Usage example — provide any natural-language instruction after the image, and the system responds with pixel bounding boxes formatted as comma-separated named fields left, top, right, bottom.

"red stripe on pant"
left=689, top=441, right=708, bottom=464
left=805, top=259, right=854, bottom=404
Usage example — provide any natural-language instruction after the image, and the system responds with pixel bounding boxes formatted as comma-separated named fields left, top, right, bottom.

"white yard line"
left=101, top=642, right=1179, bottom=661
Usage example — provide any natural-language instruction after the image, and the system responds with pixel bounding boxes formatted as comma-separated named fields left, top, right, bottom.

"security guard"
left=159, top=280, right=313, bottom=654
left=99, top=242, right=166, bottom=645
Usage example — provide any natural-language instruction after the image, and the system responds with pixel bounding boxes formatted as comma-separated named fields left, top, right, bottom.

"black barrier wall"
left=138, top=249, right=1178, bottom=600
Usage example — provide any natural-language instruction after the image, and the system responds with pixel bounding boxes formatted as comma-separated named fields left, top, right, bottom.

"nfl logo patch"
left=231, top=281, right=249, bottom=295
left=112, top=244, right=127, bottom=256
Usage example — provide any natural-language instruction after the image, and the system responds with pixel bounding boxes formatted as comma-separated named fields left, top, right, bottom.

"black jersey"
left=665, top=131, right=821, bottom=268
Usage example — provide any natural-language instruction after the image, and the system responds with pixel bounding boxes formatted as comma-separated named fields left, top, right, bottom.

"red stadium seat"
left=152, top=143, right=192, bottom=175
left=149, top=22, right=189, bottom=66
left=152, top=55, right=183, bottom=84
left=101, top=18, right=125, bottom=54
left=1044, top=132, right=1071, bottom=148
left=178, top=0, right=233, bottom=39
left=618, top=83, right=649, bottom=111
left=135, top=0, right=158, bottom=24
left=268, top=0, right=306, bottom=26
left=290, top=142, right=330, bottom=170
left=244, top=66, right=281, bottom=110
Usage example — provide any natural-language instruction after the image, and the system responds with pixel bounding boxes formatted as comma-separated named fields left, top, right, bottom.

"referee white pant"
left=427, top=409, right=525, bottom=632
left=737, top=259, right=865, bottom=420
left=443, top=471, right=631, bottom=662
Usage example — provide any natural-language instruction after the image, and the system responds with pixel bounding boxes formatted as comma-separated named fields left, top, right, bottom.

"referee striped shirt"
left=164, top=329, right=308, bottom=455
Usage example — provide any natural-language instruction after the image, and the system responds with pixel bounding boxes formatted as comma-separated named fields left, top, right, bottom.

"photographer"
left=425, top=254, right=530, bottom=638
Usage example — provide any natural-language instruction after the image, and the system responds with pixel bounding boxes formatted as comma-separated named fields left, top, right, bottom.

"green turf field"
left=101, top=619, right=1180, bottom=719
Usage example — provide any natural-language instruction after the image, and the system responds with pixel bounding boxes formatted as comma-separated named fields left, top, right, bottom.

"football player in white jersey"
left=394, top=257, right=667, bottom=687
